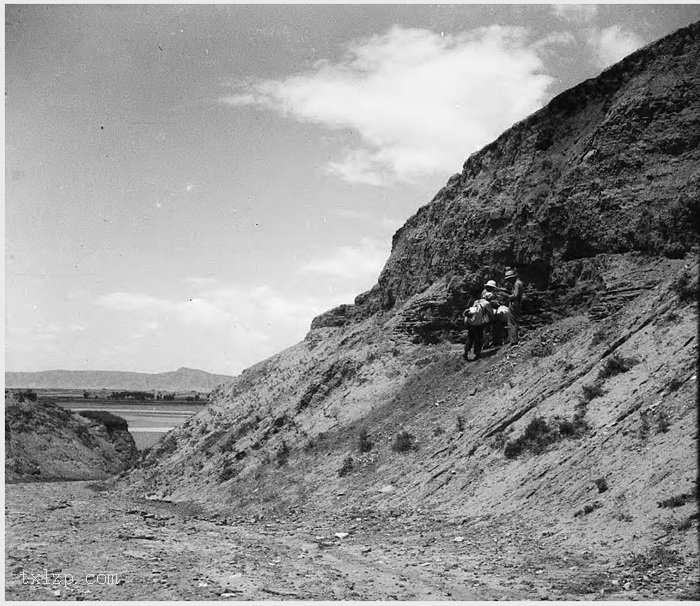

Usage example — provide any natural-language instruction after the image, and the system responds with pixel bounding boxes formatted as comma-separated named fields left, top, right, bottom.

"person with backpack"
left=462, top=298, right=489, bottom=361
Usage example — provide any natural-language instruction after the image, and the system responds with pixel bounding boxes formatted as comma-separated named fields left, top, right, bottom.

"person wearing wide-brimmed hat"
left=503, top=268, right=524, bottom=345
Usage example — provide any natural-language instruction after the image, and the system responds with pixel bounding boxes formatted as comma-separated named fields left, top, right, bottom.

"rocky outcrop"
left=318, top=22, right=699, bottom=342
left=124, top=25, right=698, bottom=595
left=5, top=394, right=138, bottom=482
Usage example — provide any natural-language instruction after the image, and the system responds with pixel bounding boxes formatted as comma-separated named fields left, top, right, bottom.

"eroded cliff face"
left=5, top=395, right=138, bottom=482
left=312, top=22, right=699, bottom=342
left=125, top=24, right=698, bottom=582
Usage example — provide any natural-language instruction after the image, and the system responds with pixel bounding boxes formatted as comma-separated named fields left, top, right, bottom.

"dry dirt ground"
left=6, top=479, right=698, bottom=601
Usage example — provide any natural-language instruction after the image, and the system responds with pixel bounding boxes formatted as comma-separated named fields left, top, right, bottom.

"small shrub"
left=629, top=546, right=683, bottom=572
left=218, top=460, right=237, bottom=483
left=595, top=478, right=609, bottom=493
left=530, top=341, right=555, bottom=357
left=582, top=383, right=605, bottom=403
left=338, top=456, right=354, bottom=477
left=78, top=410, right=129, bottom=431
left=655, top=410, right=670, bottom=433
left=574, top=501, right=602, bottom=517
left=392, top=431, right=415, bottom=453
left=671, top=267, right=697, bottom=303
left=590, top=326, right=608, bottom=346
left=456, top=416, right=465, bottom=432
left=158, top=433, right=178, bottom=456
left=639, top=410, right=651, bottom=440
left=433, top=426, right=445, bottom=436
left=678, top=516, right=693, bottom=531
left=598, top=353, right=638, bottom=380
left=613, top=511, right=634, bottom=522
left=358, top=429, right=373, bottom=453
left=275, top=441, right=290, bottom=466
left=657, top=491, right=694, bottom=508
left=667, top=376, right=685, bottom=392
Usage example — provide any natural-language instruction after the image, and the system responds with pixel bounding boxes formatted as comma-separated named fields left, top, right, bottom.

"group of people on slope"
left=462, top=268, right=524, bottom=362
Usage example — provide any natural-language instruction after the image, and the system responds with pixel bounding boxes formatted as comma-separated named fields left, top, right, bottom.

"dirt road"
left=5, top=480, right=697, bottom=600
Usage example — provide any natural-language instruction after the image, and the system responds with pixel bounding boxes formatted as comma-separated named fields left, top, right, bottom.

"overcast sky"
left=6, top=4, right=700, bottom=375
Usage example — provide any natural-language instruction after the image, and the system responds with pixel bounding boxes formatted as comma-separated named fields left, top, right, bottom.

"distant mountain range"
left=5, top=367, right=233, bottom=392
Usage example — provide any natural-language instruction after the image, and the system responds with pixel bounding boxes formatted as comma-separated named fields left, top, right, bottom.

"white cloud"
left=298, top=238, right=390, bottom=281
left=587, top=25, right=644, bottom=69
left=552, top=4, right=598, bottom=23
left=96, top=282, right=358, bottom=373
left=222, top=25, right=554, bottom=185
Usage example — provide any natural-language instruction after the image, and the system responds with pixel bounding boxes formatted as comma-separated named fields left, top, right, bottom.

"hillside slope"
left=5, top=367, right=233, bottom=392
left=5, top=395, right=138, bottom=481
left=125, top=23, right=699, bottom=599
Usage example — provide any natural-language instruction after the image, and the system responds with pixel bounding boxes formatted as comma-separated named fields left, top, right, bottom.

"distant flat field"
left=58, top=400, right=205, bottom=450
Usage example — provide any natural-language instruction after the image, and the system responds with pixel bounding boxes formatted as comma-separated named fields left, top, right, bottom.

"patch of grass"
left=77, top=410, right=128, bottom=431
left=598, top=353, right=639, bottom=381
left=85, top=481, right=111, bottom=493
left=358, top=429, right=373, bottom=453
left=338, top=456, right=354, bottom=477
left=392, top=431, right=416, bottom=453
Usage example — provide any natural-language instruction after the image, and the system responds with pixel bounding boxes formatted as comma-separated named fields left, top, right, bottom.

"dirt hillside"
left=121, top=23, right=699, bottom=600
left=5, top=394, right=138, bottom=481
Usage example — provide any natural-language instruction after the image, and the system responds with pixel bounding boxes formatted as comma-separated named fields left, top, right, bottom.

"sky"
left=5, top=4, right=700, bottom=375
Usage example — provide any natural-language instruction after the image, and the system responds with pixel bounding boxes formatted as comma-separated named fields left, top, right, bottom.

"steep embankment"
left=126, top=22, right=699, bottom=595
left=5, top=395, right=138, bottom=481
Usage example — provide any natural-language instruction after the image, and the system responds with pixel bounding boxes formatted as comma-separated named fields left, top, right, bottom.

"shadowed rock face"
left=312, top=22, right=700, bottom=341
left=5, top=395, right=138, bottom=482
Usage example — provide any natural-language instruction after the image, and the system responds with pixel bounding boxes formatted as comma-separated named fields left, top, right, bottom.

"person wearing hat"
left=481, top=279, right=505, bottom=347
left=503, top=268, right=524, bottom=345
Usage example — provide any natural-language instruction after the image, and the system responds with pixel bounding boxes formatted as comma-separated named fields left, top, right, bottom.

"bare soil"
left=5, top=479, right=698, bottom=601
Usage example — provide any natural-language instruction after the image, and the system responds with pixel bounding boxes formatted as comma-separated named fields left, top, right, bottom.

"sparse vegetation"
left=392, top=431, right=415, bottom=453
left=595, top=478, right=609, bottom=493
left=432, top=426, right=445, bottom=436
left=77, top=410, right=128, bottom=431
left=657, top=490, right=695, bottom=508
left=655, top=410, right=670, bottom=433
left=667, top=375, right=685, bottom=392
left=628, top=545, right=683, bottom=572
left=275, top=440, right=290, bottom=466
left=338, top=456, right=354, bottom=477
left=456, top=415, right=465, bottom=432
left=530, top=340, right=555, bottom=357
left=574, top=501, right=602, bottom=517
left=504, top=410, right=588, bottom=459
left=671, top=266, right=697, bottom=302
left=590, top=325, right=608, bottom=346
left=358, top=429, right=373, bottom=453
left=582, top=382, right=606, bottom=403
left=598, top=353, right=639, bottom=380
left=218, top=460, right=237, bottom=482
